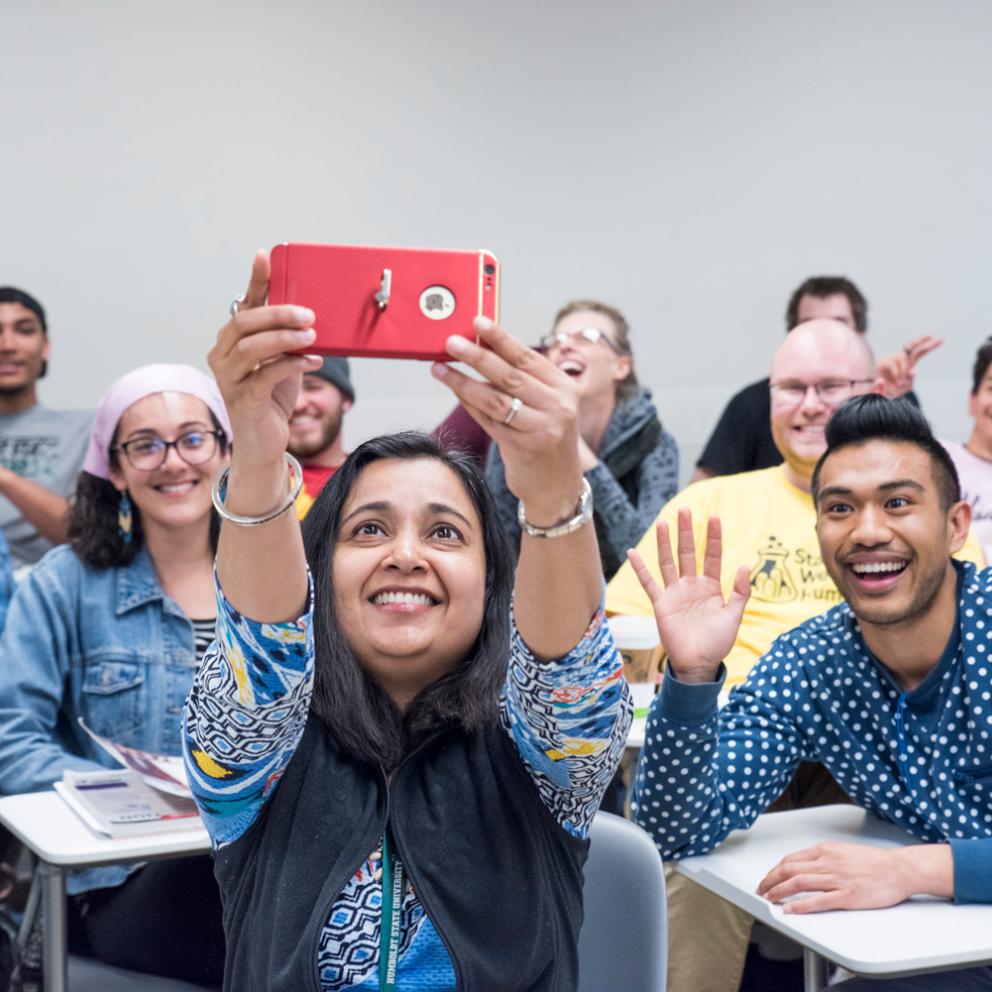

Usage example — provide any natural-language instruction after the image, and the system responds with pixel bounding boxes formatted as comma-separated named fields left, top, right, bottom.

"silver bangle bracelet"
left=211, top=452, right=304, bottom=527
left=517, top=478, right=593, bottom=538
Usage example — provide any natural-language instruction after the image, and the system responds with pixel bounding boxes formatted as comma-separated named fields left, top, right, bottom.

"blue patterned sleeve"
left=181, top=573, right=314, bottom=847
left=500, top=603, right=632, bottom=839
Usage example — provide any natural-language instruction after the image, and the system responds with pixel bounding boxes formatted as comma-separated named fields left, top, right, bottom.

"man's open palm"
left=627, top=510, right=750, bottom=683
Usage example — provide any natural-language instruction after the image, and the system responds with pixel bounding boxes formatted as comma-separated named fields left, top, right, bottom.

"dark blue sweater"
left=633, top=560, right=992, bottom=903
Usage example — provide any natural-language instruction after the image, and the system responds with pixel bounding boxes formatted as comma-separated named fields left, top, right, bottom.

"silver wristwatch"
left=517, top=478, right=593, bottom=538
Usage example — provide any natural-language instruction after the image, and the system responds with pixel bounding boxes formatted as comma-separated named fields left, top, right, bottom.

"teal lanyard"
left=378, top=831, right=404, bottom=992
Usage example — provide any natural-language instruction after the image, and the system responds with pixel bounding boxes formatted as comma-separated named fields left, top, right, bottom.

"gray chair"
left=67, top=815, right=666, bottom=991
left=577, top=812, right=667, bottom=992
left=68, top=955, right=218, bottom=990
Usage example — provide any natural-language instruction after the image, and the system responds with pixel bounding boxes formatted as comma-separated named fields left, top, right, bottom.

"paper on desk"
left=56, top=771, right=200, bottom=838
left=78, top=719, right=192, bottom=798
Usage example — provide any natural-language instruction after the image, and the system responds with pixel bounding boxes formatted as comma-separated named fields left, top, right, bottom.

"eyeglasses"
left=113, top=430, right=224, bottom=471
left=769, top=379, right=876, bottom=408
left=537, top=327, right=623, bottom=354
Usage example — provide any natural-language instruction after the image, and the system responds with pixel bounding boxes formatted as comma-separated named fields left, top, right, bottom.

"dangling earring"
left=118, top=491, right=133, bottom=544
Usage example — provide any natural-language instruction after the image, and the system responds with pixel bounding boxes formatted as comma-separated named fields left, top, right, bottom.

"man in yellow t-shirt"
left=608, top=323, right=984, bottom=686
left=608, top=320, right=984, bottom=992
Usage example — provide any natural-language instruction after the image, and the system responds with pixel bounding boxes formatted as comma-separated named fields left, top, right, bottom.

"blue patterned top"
left=183, top=578, right=630, bottom=991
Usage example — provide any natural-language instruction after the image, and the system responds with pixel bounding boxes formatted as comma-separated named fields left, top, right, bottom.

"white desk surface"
left=625, top=683, right=655, bottom=749
left=0, top=791, right=211, bottom=867
left=675, top=804, right=992, bottom=978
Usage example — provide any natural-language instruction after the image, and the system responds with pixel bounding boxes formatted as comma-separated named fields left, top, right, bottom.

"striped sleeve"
left=500, top=603, right=632, bottom=839
left=181, top=573, right=314, bottom=847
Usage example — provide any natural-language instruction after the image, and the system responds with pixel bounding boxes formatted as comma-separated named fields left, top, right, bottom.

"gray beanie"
left=311, top=356, right=355, bottom=403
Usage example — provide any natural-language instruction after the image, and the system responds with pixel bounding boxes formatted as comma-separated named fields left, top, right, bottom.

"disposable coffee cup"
left=607, top=615, right=662, bottom=685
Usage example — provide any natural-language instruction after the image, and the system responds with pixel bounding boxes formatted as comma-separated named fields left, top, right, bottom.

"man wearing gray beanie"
left=288, top=356, right=355, bottom=517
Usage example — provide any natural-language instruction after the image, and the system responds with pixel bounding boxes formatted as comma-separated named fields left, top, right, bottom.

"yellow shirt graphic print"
left=749, top=538, right=799, bottom=603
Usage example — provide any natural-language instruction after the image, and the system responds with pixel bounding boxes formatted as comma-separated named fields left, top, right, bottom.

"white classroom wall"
left=4, top=0, right=991, bottom=484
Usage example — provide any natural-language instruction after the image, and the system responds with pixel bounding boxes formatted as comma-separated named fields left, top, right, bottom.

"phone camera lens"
left=484, top=264, right=496, bottom=275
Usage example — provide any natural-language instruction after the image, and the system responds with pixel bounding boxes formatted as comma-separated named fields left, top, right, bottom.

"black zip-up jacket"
left=214, top=714, right=589, bottom=992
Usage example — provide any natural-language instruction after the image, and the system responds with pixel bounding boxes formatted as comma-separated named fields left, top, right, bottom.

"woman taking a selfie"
left=0, top=364, right=230, bottom=983
left=183, top=251, right=631, bottom=992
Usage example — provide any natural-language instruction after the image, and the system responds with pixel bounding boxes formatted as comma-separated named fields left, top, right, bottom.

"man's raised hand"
left=877, top=335, right=943, bottom=398
left=627, top=509, right=750, bottom=683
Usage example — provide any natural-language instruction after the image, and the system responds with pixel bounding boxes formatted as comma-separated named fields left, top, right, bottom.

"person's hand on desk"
left=627, top=508, right=750, bottom=684
left=757, top=841, right=953, bottom=913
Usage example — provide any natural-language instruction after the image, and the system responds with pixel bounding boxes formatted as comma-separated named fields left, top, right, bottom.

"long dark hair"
left=303, top=432, right=514, bottom=770
left=67, top=411, right=229, bottom=568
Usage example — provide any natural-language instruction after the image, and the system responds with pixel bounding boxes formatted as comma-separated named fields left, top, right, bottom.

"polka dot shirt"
left=632, top=561, right=992, bottom=904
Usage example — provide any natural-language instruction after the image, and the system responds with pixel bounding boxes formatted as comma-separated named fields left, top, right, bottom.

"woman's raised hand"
left=208, top=251, right=322, bottom=471
left=210, top=252, right=317, bottom=619
left=627, top=509, right=751, bottom=683
left=432, top=318, right=584, bottom=523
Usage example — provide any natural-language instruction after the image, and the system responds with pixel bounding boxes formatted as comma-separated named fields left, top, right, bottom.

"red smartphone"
left=268, top=243, right=501, bottom=360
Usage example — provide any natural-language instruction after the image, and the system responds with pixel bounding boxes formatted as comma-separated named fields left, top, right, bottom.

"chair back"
left=69, top=955, right=218, bottom=991
left=577, top=812, right=667, bottom=992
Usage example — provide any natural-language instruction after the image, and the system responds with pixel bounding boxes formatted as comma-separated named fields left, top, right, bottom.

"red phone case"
left=268, top=243, right=500, bottom=360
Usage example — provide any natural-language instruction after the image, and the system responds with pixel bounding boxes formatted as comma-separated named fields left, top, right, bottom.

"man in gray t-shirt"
left=0, top=288, right=92, bottom=570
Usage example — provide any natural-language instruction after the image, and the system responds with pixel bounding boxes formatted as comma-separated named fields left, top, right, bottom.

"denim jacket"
left=0, top=530, right=12, bottom=634
left=0, top=544, right=201, bottom=893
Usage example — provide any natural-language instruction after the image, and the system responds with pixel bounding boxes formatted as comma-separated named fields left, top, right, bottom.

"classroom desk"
left=674, top=804, right=992, bottom=991
left=0, top=790, right=211, bottom=992
left=625, top=683, right=655, bottom=750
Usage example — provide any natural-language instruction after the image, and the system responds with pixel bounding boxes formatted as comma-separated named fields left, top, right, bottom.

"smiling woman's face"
left=544, top=309, right=631, bottom=404
left=331, top=457, right=487, bottom=710
left=109, top=391, right=226, bottom=536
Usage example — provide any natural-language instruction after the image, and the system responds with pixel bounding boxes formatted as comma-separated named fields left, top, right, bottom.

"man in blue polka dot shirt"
left=629, top=394, right=992, bottom=991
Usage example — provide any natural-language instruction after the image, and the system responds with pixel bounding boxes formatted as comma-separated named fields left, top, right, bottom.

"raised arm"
left=876, top=335, right=942, bottom=399
left=432, top=321, right=601, bottom=660
left=207, top=251, right=323, bottom=621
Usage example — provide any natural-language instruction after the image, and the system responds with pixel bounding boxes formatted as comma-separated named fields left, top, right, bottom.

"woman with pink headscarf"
left=0, top=364, right=231, bottom=985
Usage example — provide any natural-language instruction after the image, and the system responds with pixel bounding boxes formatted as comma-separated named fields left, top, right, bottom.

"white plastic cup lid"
left=606, top=614, right=660, bottom=650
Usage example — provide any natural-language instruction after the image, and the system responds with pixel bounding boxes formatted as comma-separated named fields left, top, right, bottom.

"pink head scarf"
left=82, top=364, right=233, bottom=480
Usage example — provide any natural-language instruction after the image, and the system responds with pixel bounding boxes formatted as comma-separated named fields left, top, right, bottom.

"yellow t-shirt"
left=606, top=465, right=985, bottom=687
